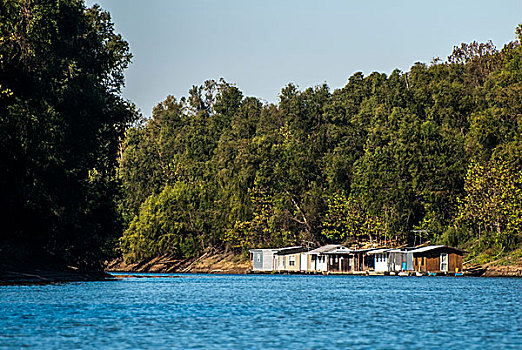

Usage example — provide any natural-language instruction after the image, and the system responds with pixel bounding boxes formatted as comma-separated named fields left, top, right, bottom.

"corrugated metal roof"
left=274, top=246, right=310, bottom=255
left=248, top=248, right=281, bottom=253
left=306, top=244, right=344, bottom=254
left=324, top=247, right=354, bottom=255
left=409, top=245, right=445, bottom=253
left=276, top=246, right=305, bottom=251
left=250, top=246, right=311, bottom=254
left=387, top=249, right=410, bottom=254
left=366, top=248, right=390, bottom=254
left=352, top=248, right=379, bottom=253
left=410, top=245, right=467, bottom=254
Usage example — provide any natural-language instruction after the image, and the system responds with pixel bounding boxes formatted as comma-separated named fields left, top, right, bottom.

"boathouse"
left=387, top=249, right=413, bottom=272
left=306, top=245, right=349, bottom=272
left=410, top=245, right=465, bottom=274
left=324, top=247, right=353, bottom=273
left=274, top=246, right=311, bottom=272
left=249, top=248, right=280, bottom=272
left=367, top=248, right=416, bottom=273
left=367, top=248, right=390, bottom=272
left=350, top=248, right=377, bottom=272
left=321, top=247, right=377, bottom=273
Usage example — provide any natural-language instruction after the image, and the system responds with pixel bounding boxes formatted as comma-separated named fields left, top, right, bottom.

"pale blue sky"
left=85, top=0, right=522, bottom=116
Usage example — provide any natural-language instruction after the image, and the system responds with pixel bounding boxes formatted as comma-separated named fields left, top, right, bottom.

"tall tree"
left=0, top=0, right=136, bottom=268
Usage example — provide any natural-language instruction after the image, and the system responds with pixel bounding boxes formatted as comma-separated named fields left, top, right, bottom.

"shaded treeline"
left=0, top=0, right=136, bottom=268
left=119, top=27, right=522, bottom=262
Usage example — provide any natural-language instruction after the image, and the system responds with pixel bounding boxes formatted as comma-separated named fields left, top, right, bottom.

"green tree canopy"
left=0, top=0, right=136, bottom=268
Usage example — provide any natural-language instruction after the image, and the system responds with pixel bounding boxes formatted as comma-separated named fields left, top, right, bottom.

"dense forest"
left=0, top=0, right=136, bottom=269
left=1, top=1, right=521, bottom=270
left=119, top=26, right=522, bottom=264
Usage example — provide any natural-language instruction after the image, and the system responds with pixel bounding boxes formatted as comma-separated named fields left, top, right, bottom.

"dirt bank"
left=106, top=250, right=250, bottom=274
left=481, top=265, right=522, bottom=277
left=472, top=249, right=522, bottom=277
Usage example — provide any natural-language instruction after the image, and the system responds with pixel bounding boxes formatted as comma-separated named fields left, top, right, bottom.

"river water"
left=1, top=274, right=521, bottom=349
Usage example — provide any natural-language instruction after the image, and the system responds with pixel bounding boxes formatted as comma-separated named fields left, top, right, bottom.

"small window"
left=256, top=254, right=261, bottom=262
left=289, top=256, right=296, bottom=266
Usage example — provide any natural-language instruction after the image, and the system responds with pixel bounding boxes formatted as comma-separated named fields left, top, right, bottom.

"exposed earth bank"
left=106, top=249, right=250, bottom=274
left=474, top=250, right=522, bottom=277
left=481, top=265, right=522, bottom=277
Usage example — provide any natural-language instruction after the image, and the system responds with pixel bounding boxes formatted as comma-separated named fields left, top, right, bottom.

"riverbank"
left=106, top=250, right=250, bottom=274
left=466, top=246, right=522, bottom=277
left=106, top=250, right=522, bottom=277
left=481, top=265, right=522, bottom=277
left=0, top=266, right=110, bottom=285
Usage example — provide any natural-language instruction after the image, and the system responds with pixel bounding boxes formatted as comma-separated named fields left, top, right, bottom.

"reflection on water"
left=1, top=274, right=521, bottom=349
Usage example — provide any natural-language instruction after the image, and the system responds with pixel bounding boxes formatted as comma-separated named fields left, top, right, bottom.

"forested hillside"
left=2, top=1, right=520, bottom=274
left=119, top=26, right=522, bottom=264
left=0, top=0, right=136, bottom=269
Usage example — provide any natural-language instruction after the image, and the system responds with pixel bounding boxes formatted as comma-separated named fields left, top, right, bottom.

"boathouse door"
left=440, top=253, right=448, bottom=272
left=340, top=257, right=349, bottom=272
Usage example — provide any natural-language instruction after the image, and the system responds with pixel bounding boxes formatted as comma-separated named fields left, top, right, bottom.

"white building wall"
left=374, top=253, right=388, bottom=272
left=300, top=253, right=308, bottom=271
left=261, top=250, right=276, bottom=271
left=406, top=252, right=413, bottom=270
left=275, top=255, right=286, bottom=271
left=316, top=255, right=328, bottom=271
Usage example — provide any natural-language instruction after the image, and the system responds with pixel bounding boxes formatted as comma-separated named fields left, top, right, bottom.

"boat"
left=428, top=272, right=437, bottom=276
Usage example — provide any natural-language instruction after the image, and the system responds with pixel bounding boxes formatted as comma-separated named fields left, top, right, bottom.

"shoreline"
left=0, top=267, right=112, bottom=285
left=106, top=252, right=522, bottom=278
left=3, top=253, right=520, bottom=284
left=108, top=269, right=522, bottom=278
left=2, top=265, right=521, bottom=284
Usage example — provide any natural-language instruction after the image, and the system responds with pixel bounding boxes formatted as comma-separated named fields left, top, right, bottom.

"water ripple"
left=0, top=275, right=521, bottom=349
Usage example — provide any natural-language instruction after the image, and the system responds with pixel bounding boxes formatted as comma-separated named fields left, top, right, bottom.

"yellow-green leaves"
left=456, top=157, right=522, bottom=249
left=322, top=192, right=386, bottom=244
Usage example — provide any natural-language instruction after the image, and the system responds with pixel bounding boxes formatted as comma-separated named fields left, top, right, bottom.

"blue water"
left=1, top=274, right=521, bottom=349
